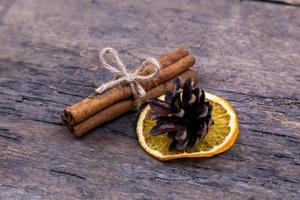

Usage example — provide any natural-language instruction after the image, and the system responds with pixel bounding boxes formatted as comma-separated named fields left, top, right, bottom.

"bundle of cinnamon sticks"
left=62, top=48, right=198, bottom=137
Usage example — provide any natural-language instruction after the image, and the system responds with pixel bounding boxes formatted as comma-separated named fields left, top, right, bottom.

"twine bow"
left=95, top=47, right=160, bottom=103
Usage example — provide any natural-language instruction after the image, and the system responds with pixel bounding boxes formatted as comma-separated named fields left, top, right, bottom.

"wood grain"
left=0, top=0, right=299, bottom=199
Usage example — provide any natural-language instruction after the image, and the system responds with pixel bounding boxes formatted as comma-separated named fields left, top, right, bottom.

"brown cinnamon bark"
left=70, top=69, right=197, bottom=137
left=141, top=48, right=189, bottom=74
left=62, top=49, right=194, bottom=126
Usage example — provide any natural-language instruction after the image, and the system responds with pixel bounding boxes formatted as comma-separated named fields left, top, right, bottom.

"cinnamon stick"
left=62, top=49, right=194, bottom=126
left=70, top=69, right=197, bottom=137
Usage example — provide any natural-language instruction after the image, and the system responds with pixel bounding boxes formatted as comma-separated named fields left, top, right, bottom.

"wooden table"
left=1, top=0, right=299, bottom=199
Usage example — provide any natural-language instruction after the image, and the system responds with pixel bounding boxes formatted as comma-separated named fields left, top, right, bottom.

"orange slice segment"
left=136, top=92, right=239, bottom=161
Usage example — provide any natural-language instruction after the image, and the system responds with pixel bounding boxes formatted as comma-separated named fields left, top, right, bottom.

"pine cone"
left=148, top=77, right=213, bottom=151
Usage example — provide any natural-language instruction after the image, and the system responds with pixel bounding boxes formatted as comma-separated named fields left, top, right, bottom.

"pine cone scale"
left=148, top=77, right=214, bottom=151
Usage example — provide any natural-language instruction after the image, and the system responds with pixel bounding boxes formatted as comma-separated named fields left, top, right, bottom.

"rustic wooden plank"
left=0, top=0, right=299, bottom=199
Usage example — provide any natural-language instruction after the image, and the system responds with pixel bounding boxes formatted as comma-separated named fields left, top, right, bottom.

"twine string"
left=95, top=47, right=160, bottom=102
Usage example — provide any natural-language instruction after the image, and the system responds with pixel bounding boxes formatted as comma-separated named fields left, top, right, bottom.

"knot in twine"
left=95, top=47, right=160, bottom=106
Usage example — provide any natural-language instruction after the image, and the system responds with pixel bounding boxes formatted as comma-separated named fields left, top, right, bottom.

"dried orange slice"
left=136, top=92, right=239, bottom=161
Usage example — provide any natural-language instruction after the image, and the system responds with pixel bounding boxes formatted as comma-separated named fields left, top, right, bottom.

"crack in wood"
left=103, top=127, right=136, bottom=139
left=20, top=41, right=80, bottom=57
left=245, top=0, right=300, bottom=7
left=20, top=95, right=69, bottom=107
left=49, top=169, right=86, bottom=180
left=206, top=87, right=299, bottom=101
left=0, top=128, right=23, bottom=143
left=25, top=118, right=64, bottom=126
left=249, top=129, right=299, bottom=140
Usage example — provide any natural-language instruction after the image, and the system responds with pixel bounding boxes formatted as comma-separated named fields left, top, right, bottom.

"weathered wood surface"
left=0, top=0, right=299, bottom=199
